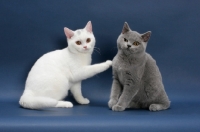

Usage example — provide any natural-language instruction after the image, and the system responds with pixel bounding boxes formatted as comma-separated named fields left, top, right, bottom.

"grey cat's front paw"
left=149, top=103, right=169, bottom=111
left=108, top=99, right=118, bottom=109
left=149, top=104, right=160, bottom=111
left=112, top=104, right=125, bottom=112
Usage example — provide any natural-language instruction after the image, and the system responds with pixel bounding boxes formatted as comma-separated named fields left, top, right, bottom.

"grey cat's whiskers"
left=109, top=47, right=118, bottom=55
left=110, top=47, right=117, bottom=51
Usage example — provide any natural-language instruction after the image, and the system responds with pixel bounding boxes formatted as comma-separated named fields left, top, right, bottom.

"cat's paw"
left=112, top=104, right=125, bottom=112
left=102, top=60, right=112, bottom=70
left=149, top=104, right=169, bottom=111
left=108, top=99, right=118, bottom=109
left=149, top=104, right=160, bottom=111
left=105, top=60, right=112, bottom=66
left=56, top=101, right=73, bottom=108
left=77, top=98, right=90, bottom=105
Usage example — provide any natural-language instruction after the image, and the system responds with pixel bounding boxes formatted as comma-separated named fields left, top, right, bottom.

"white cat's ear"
left=85, top=21, right=92, bottom=33
left=64, top=27, right=74, bottom=39
left=122, top=22, right=130, bottom=34
left=141, top=31, right=151, bottom=42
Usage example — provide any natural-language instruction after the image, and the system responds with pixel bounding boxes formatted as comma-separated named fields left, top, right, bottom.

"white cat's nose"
left=83, top=46, right=87, bottom=49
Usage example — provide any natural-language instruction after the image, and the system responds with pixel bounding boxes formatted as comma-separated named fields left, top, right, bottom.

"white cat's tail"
left=19, top=94, right=58, bottom=109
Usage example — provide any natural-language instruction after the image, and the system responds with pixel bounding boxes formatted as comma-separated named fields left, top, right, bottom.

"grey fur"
left=108, top=22, right=170, bottom=112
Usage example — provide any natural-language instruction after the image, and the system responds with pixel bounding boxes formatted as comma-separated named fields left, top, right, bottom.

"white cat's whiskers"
left=94, top=47, right=101, bottom=55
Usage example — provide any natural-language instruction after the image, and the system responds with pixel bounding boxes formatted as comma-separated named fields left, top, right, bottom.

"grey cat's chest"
left=113, top=55, right=145, bottom=86
left=116, top=63, right=132, bottom=85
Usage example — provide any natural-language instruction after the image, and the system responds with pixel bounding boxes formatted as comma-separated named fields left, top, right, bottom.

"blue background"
left=0, top=0, right=200, bottom=131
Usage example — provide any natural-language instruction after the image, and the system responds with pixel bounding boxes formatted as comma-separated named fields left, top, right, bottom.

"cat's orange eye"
left=76, top=41, right=81, bottom=45
left=124, top=38, right=128, bottom=42
left=133, top=41, right=140, bottom=46
left=86, top=38, right=91, bottom=43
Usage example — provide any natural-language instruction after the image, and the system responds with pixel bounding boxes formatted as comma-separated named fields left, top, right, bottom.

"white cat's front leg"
left=72, top=60, right=112, bottom=82
left=70, top=82, right=90, bottom=104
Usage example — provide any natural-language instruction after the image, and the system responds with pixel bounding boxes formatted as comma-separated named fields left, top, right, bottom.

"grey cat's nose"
left=127, top=45, right=131, bottom=48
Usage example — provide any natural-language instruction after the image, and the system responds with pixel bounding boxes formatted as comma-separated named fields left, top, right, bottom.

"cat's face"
left=117, top=22, right=151, bottom=55
left=64, top=21, right=95, bottom=54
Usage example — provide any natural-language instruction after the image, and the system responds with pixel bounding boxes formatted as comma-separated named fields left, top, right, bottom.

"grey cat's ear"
left=141, top=31, right=151, bottom=42
left=122, top=22, right=131, bottom=34
left=85, top=21, right=92, bottom=33
left=64, top=27, right=74, bottom=39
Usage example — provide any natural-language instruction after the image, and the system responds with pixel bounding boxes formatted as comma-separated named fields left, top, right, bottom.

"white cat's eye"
left=133, top=41, right=140, bottom=46
left=86, top=38, right=91, bottom=43
left=76, top=41, right=82, bottom=45
left=124, top=38, right=128, bottom=42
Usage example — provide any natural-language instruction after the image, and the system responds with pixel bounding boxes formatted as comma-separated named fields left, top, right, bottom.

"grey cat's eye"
left=133, top=41, right=140, bottom=46
left=124, top=38, right=128, bottom=42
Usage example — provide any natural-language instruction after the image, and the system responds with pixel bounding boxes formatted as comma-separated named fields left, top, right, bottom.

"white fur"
left=19, top=21, right=112, bottom=109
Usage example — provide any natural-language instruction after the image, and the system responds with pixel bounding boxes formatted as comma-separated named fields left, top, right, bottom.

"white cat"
left=19, top=21, right=112, bottom=109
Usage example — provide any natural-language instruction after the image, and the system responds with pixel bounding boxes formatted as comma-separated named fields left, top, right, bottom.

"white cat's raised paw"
left=106, top=60, right=112, bottom=66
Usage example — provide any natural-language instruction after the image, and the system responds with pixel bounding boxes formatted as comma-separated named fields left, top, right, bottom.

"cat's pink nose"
left=83, top=46, right=87, bottom=49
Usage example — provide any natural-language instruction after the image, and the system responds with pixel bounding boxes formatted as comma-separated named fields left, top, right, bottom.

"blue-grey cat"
left=108, top=22, right=170, bottom=112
